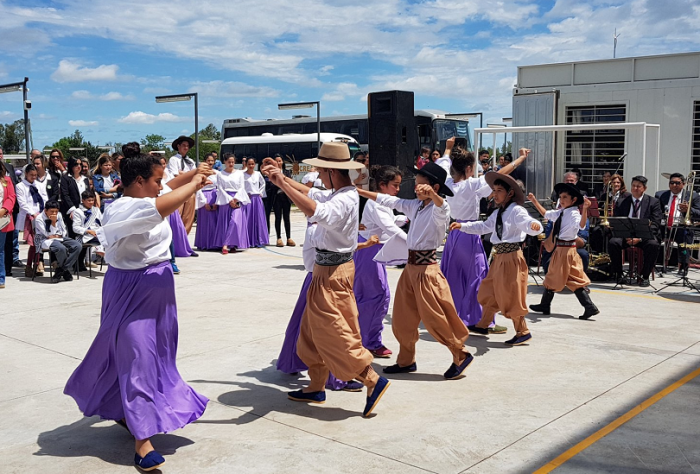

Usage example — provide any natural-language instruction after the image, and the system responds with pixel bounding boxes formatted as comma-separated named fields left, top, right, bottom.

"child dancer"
left=528, top=184, right=599, bottom=319
left=34, top=200, right=82, bottom=283
left=71, top=190, right=105, bottom=263
left=194, top=153, right=220, bottom=251
left=450, top=174, right=542, bottom=345
left=242, top=157, right=269, bottom=247
left=436, top=138, right=529, bottom=331
left=358, top=162, right=473, bottom=379
left=355, top=165, right=407, bottom=358
left=64, top=153, right=210, bottom=471
left=215, top=154, right=250, bottom=254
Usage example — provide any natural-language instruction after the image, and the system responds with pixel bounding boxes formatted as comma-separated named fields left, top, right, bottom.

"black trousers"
left=609, top=237, right=660, bottom=279
left=263, top=197, right=273, bottom=234
left=273, top=194, right=291, bottom=240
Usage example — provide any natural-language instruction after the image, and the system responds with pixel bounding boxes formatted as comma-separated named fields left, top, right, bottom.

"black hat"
left=411, top=162, right=454, bottom=197
left=553, top=182, right=583, bottom=207
left=485, top=173, right=525, bottom=205
left=172, top=135, right=195, bottom=150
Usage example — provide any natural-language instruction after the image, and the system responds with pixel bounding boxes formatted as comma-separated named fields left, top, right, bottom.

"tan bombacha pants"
left=392, top=264, right=469, bottom=368
left=297, top=261, right=376, bottom=392
left=179, top=194, right=196, bottom=235
left=544, top=247, right=590, bottom=292
left=477, top=250, right=530, bottom=335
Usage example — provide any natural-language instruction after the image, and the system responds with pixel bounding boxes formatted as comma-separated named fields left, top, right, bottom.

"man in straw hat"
left=261, top=142, right=390, bottom=417
left=450, top=173, right=543, bottom=346
left=166, top=136, right=199, bottom=242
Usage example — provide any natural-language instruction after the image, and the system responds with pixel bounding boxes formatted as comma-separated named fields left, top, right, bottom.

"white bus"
left=219, top=132, right=362, bottom=180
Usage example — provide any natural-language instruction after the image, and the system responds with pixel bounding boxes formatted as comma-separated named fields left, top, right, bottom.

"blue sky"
left=1, top=0, right=699, bottom=149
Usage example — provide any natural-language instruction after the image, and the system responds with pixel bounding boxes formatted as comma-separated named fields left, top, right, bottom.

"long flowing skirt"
left=277, top=272, right=347, bottom=390
left=169, top=210, right=195, bottom=257
left=214, top=193, right=250, bottom=249
left=194, top=189, right=219, bottom=250
left=64, top=262, right=208, bottom=440
left=440, top=230, right=488, bottom=326
left=353, top=237, right=390, bottom=350
left=243, top=195, right=269, bottom=247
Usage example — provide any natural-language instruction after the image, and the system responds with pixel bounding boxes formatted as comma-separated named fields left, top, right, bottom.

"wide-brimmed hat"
left=553, top=182, right=583, bottom=207
left=172, top=135, right=195, bottom=150
left=485, top=172, right=525, bottom=205
left=411, top=162, right=454, bottom=197
left=302, top=142, right=365, bottom=170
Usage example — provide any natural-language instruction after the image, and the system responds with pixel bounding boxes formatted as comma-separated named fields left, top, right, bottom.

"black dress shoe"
left=640, top=278, right=650, bottom=288
left=467, top=325, right=488, bottom=335
left=78, top=266, right=88, bottom=272
left=12, top=260, right=25, bottom=268
left=63, top=270, right=74, bottom=281
left=383, top=362, right=417, bottom=374
left=190, top=251, right=199, bottom=257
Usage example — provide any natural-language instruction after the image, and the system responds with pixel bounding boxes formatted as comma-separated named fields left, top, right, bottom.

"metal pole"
left=194, top=92, right=199, bottom=165
left=655, top=126, right=661, bottom=192
left=23, top=77, right=29, bottom=160
left=641, top=124, right=647, bottom=178
left=316, top=101, right=320, bottom=154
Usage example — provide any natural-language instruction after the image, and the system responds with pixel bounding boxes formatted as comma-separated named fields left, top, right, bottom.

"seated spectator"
left=34, top=200, right=81, bottom=283
left=593, top=171, right=612, bottom=201
left=416, top=147, right=430, bottom=169
left=571, top=167, right=591, bottom=195
left=16, top=164, right=45, bottom=277
left=72, top=190, right=105, bottom=270
left=0, top=160, right=16, bottom=289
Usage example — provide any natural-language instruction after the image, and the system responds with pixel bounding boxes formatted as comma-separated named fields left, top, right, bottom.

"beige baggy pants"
left=544, top=247, right=590, bottom=292
left=179, top=194, right=196, bottom=235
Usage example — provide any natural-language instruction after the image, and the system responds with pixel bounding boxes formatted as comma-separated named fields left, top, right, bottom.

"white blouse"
left=303, top=220, right=318, bottom=272
left=376, top=194, right=450, bottom=251
left=360, top=199, right=407, bottom=244
left=460, top=202, right=542, bottom=244
left=215, top=170, right=250, bottom=206
left=435, top=154, right=492, bottom=221
left=15, top=180, right=42, bottom=231
left=96, top=197, right=171, bottom=270
left=544, top=206, right=584, bottom=241
left=308, top=186, right=359, bottom=253
left=33, top=174, right=52, bottom=202
left=243, top=171, right=266, bottom=196
left=195, top=172, right=218, bottom=210
left=167, top=153, right=196, bottom=176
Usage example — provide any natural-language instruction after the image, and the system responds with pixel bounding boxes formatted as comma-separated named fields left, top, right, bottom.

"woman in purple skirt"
left=194, top=153, right=220, bottom=251
left=435, top=137, right=528, bottom=331
left=355, top=166, right=407, bottom=358
left=64, top=152, right=211, bottom=471
left=214, top=154, right=250, bottom=254
left=242, top=157, right=269, bottom=247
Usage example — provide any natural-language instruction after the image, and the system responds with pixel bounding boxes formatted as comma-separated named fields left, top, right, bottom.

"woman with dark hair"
left=60, top=157, right=91, bottom=243
left=33, top=155, right=59, bottom=203
left=92, top=153, right=121, bottom=211
left=194, top=153, right=220, bottom=251
left=215, top=154, right=250, bottom=254
left=0, top=160, right=16, bottom=289
left=272, top=155, right=294, bottom=247
left=111, top=151, right=124, bottom=175
left=242, top=156, right=269, bottom=247
left=64, top=152, right=210, bottom=471
left=47, top=149, right=66, bottom=177
left=16, top=164, right=44, bottom=277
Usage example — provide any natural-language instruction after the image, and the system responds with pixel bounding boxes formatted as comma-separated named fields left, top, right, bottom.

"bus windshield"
left=433, top=119, right=471, bottom=150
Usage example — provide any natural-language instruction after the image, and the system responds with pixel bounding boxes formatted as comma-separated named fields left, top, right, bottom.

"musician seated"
left=656, top=172, right=700, bottom=276
left=550, top=171, right=586, bottom=202
left=608, top=175, right=662, bottom=287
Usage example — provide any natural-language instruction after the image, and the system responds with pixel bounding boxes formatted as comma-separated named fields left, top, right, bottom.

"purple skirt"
left=277, top=272, right=346, bottom=391
left=243, top=195, right=269, bottom=247
left=64, top=261, right=208, bottom=440
left=214, top=192, right=250, bottom=249
left=169, top=210, right=194, bottom=257
left=354, top=237, right=390, bottom=351
left=440, top=229, right=488, bottom=326
left=194, top=189, right=219, bottom=250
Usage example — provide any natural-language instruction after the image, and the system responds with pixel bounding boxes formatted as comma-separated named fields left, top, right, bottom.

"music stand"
left=608, top=217, right=656, bottom=290
left=655, top=223, right=700, bottom=294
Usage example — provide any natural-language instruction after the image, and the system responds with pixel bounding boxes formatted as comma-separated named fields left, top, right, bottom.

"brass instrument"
left=600, top=180, right=612, bottom=227
left=680, top=171, right=697, bottom=226
left=662, top=171, right=698, bottom=272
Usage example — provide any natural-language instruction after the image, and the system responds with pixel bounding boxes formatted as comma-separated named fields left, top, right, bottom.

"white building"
left=512, top=51, right=700, bottom=197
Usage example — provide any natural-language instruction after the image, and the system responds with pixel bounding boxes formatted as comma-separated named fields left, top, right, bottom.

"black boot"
left=530, top=289, right=554, bottom=315
left=574, top=288, right=599, bottom=320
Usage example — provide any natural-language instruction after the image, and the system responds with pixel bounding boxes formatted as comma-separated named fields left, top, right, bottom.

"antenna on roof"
left=613, top=28, right=621, bottom=58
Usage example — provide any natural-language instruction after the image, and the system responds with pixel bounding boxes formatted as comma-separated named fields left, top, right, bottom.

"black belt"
left=315, top=250, right=353, bottom=266
left=556, top=240, right=576, bottom=247
left=493, top=242, right=522, bottom=254
left=408, top=249, right=437, bottom=265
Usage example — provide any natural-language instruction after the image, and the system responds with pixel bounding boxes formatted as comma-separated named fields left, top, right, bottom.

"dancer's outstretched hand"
left=449, top=222, right=462, bottom=232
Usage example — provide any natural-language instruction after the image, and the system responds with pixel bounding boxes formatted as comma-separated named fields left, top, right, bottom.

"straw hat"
left=172, top=135, right=195, bottom=150
left=303, top=142, right=365, bottom=170
left=485, top=172, right=525, bottom=205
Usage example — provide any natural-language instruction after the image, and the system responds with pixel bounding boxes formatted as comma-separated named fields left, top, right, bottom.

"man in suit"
left=608, top=175, right=662, bottom=287
left=657, top=172, right=700, bottom=276
left=0, top=146, right=24, bottom=275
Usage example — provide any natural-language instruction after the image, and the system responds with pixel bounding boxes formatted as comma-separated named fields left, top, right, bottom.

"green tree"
left=51, top=129, right=102, bottom=166
left=140, top=134, right=166, bottom=154
left=0, top=120, right=26, bottom=153
left=188, top=123, right=221, bottom=161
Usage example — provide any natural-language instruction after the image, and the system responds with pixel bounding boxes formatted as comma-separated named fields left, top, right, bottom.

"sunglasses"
left=670, top=181, right=683, bottom=185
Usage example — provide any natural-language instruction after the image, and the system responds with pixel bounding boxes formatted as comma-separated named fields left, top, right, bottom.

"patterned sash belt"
left=408, top=249, right=438, bottom=265
left=556, top=240, right=576, bottom=247
left=493, top=242, right=522, bottom=254
left=315, top=250, right=353, bottom=266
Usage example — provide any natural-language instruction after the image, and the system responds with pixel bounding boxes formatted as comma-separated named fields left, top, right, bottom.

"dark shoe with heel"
left=574, top=288, right=599, bottom=320
left=530, top=289, right=554, bottom=315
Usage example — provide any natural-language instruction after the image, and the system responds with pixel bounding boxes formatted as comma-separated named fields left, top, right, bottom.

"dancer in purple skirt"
left=355, top=165, right=407, bottom=358
left=214, top=154, right=250, bottom=254
left=64, top=152, right=211, bottom=471
left=436, top=137, right=528, bottom=332
left=242, top=157, right=269, bottom=247
left=194, top=153, right=220, bottom=251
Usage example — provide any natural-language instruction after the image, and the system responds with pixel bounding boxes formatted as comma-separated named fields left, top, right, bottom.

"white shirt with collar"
left=215, top=170, right=250, bottom=206
left=435, top=154, right=492, bottom=221
left=72, top=204, right=104, bottom=244
left=545, top=206, right=584, bottom=241
left=627, top=196, right=644, bottom=219
left=243, top=170, right=266, bottom=197
left=16, top=180, right=43, bottom=230
left=96, top=196, right=171, bottom=270
left=34, top=212, right=69, bottom=251
left=375, top=193, right=450, bottom=251
left=308, top=186, right=359, bottom=253
left=667, top=191, right=683, bottom=222
left=360, top=199, right=407, bottom=244
left=34, top=173, right=52, bottom=202
left=460, top=202, right=542, bottom=244
left=166, top=153, right=196, bottom=177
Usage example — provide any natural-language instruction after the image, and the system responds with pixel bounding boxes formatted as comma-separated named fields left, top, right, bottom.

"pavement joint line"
left=458, top=340, right=700, bottom=474
left=206, top=398, right=439, bottom=473
left=0, top=333, right=81, bottom=361
left=179, top=333, right=286, bottom=360
left=533, top=363, right=700, bottom=473
left=0, top=386, right=64, bottom=404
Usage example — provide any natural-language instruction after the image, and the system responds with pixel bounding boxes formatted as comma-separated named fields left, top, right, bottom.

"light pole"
left=155, top=93, right=199, bottom=164
left=502, top=117, right=512, bottom=154
left=0, top=77, right=30, bottom=160
left=278, top=101, right=320, bottom=154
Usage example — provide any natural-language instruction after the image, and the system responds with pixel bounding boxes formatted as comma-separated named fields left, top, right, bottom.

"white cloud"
left=51, top=59, right=120, bottom=83
left=0, top=111, right=18, bottom=120
left=118, top=111, right=188, bottom=124
left=69, top=120, right=99, bottom=127
left=71, top=90, right=134, bottom=101
left=189, top=81, right=279, bottom=98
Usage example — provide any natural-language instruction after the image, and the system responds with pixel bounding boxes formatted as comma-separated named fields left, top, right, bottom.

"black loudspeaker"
left=368, top=90, right=417, bottom=198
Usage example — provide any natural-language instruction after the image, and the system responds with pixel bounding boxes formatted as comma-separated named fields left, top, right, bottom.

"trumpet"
left=600, top=181, right=612, bottom=227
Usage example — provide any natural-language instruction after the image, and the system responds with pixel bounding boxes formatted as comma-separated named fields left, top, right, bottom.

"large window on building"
left=565, top=105, right=626, bottom=193
left=692, top=101, right=700, bottom=174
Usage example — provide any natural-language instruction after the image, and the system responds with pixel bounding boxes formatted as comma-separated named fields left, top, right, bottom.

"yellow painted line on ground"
left=534, top=365, right=700, bottom=473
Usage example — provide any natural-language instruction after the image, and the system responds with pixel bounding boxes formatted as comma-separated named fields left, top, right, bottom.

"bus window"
left=347, top=142, right=361, bottom=157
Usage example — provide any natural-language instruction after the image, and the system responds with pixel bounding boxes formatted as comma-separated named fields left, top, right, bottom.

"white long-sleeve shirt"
left=376, top=194, right=450, bottom=251
left=34, top=212, right=69, bottom=251
left=435, top=154, right=492, bottom=221
left=195, top=172, right=218, bottom=209
left=243, top=171, right=266, bottom=197
left=544, top=206, right=584, bottom=241
left=72, top=205, right=104, bottom=244
left=215, top=170, right=250, bottom=206
left=308, top=186, right=359, bottom=253
left=166, top=153, right=196, bottom=177
left=460, top=202, right=542, bottom=243
left=16, top=180, right=42, bottom=231
left=360, top=199, right=407, bottom=244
